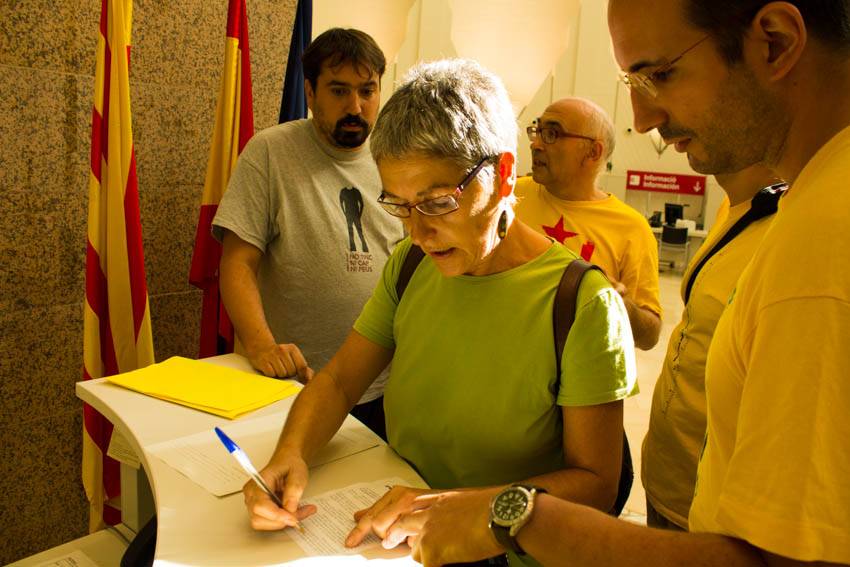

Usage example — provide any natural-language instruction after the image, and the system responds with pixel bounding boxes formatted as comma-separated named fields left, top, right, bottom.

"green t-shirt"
left=355, top=237, right=637, bottom=491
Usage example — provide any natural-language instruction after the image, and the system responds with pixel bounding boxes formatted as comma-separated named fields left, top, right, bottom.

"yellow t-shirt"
left=515, top=177, right=661, bottom=316
left=713, top=195, right=731, bottom=227
left=690, top=125, right=850, bottom=563
left=642, top=198, right=775, bottom=528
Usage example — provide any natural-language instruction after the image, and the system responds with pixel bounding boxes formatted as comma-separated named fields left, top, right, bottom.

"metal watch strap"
left=490, top=485, right=548, bottom=556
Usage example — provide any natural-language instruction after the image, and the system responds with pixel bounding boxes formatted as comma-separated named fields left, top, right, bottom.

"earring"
left=497, top=210, right=508, bottom=240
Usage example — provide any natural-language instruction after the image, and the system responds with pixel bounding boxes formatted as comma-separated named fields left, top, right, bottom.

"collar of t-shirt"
left=307, top=118, right=372, bottom=162
left=781, top=121, right=850, bottom=206
left=540, top=186, right=614, bottom=208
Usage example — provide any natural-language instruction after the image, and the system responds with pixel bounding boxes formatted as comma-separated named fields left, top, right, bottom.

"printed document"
left=289, top=478, right=409, bottom=557
left=34, top=550, right=99, bottom=567
left=106, top=429, right=140, bottom=469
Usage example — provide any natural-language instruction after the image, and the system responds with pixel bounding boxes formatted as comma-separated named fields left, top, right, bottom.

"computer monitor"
left=664, top=203, right=684, bottom=226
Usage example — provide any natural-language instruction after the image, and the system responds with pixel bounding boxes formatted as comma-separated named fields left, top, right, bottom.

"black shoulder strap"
left=683, top=183, right=787, bottom=304
left=554, top=259, right=604, bottom=377
left=395, top=244, right=426, bottom=300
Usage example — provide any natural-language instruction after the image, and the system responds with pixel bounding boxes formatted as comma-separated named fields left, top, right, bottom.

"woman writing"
left=244, top=59, right=637, bottom=566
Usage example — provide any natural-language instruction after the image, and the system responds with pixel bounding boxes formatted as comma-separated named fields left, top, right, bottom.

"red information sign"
left=626, top=170, right=707, bottom=196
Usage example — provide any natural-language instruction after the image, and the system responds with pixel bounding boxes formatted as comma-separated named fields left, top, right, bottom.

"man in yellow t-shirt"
left=688, top=125, right=850, bottom=562
left=642, top=165, right=783, bottom=530
left=517, top=97, right=661, bottom=349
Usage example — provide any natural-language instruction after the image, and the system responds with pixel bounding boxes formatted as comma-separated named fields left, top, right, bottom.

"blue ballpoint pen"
left=214, top=427, right=304, bottom=532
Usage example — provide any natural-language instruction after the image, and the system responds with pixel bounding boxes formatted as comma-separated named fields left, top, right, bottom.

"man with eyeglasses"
left=516, top=97, right=662, bottom=350
left=212, top=29, right=403, bottom=439
left=403, top=1, right=850, bottom=566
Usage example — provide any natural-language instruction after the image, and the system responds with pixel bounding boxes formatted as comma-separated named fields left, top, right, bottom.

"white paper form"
left=146, top=413, right=380, bottom=496
left=106, top=429, right=141, bottom=469
left=34, top=550, right=99, bottom=567
left=289, top=477, right=408, bottom=557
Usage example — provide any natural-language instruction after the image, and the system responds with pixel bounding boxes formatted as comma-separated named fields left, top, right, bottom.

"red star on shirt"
left=542, top=217, right=577, bottom=244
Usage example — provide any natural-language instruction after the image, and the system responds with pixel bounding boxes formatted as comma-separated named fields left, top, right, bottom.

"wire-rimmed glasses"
left=377, top=155, right=494, bottom=218
left=619, top=35, right=710, bottom=99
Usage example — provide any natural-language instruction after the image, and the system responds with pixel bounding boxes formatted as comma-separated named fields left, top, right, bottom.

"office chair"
left=659, top=225, right=689, bottom=272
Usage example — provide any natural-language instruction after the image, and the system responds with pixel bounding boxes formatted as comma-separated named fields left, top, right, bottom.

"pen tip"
left=214, top=427, right=237, bottom=453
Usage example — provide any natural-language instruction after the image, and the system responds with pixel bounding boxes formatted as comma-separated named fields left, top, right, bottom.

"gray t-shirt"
left=212, top=119, right=404, bottom=403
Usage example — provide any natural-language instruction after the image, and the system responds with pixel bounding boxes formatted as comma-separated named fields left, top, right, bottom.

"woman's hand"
left=243, top=452, right=317, bottom=530
left=344, top=485, right=440, bottom=549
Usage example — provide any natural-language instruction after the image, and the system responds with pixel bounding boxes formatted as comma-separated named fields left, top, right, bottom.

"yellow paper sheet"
left=107, top=356, right=300, bottom=419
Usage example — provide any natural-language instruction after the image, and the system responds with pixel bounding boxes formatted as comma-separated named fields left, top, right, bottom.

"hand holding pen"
left=215, top=427, right=316, bottom=532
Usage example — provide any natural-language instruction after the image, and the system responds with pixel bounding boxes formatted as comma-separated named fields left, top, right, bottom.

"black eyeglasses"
left=619, top=35, right=710, bottom=99
left=377, top=156, right=494, bottom=218
left=527, top=125, right=596, bottom=145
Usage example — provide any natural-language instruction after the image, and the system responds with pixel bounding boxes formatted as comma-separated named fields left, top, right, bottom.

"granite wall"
left=0, top=0, right=296, bottom=562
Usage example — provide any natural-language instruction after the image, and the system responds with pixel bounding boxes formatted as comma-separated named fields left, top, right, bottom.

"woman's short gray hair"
left=370, top=59, right=517, bottom=169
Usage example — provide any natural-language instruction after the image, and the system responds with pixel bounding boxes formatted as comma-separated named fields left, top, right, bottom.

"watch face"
left=493, top=488, right=529, bottom=522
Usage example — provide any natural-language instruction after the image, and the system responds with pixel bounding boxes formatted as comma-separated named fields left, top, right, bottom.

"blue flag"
left=279, top=0, right=312, bottom=123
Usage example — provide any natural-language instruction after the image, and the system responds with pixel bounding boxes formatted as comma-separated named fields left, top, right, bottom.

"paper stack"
left=107, top=356, right=300, bottom=419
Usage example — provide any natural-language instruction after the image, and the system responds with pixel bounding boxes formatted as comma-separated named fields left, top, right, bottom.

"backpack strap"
left=553, top=259, right=604, bottom=377
left=552, top=258, right=634, bottom=517
left=395, top=244, right=426, bottom=301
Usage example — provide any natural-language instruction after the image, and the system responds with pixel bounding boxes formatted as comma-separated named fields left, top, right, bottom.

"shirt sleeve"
left=211, top=135, right=277, bottom=251
left=713, top=297, right=850, bottom=563
left=353, top=238, right=413, bottom=350
left=622, top=223, right=662, bottom=317
left=557, top=270, right=638, bottom=406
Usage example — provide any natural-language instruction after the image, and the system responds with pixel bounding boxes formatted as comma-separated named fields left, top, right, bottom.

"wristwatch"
left=488, top=484, right=547, bottom=555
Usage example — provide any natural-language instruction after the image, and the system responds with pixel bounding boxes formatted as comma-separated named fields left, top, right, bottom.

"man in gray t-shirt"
left=212, top=29, right=402, bottom=439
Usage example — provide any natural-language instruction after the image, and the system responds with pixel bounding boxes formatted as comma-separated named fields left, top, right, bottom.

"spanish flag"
left=83, top=0, right=155, bottom=531
left=189, top=0, right=254, bottom=358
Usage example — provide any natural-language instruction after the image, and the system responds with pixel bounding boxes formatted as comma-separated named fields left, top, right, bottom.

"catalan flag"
left=189, top=0, right=254, bottom=358
left=83, top=0, right=155, bottom=531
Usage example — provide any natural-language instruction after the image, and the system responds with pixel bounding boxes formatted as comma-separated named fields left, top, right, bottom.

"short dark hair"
left=683, top=0, right=850, bottom=62
left=302, top=28, right=386, bottom=89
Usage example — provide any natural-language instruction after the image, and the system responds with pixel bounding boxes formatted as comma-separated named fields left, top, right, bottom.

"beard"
left=676, top=68, right=787, bottom=175
left=331, top=114, right=371, bottom=148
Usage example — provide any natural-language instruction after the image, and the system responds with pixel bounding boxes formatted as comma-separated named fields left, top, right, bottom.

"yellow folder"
left=107, top=356, right=300, bottom=419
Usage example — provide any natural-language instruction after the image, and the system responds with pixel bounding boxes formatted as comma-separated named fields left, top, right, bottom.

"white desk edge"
left=75, top=354, right=426, bottom=565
